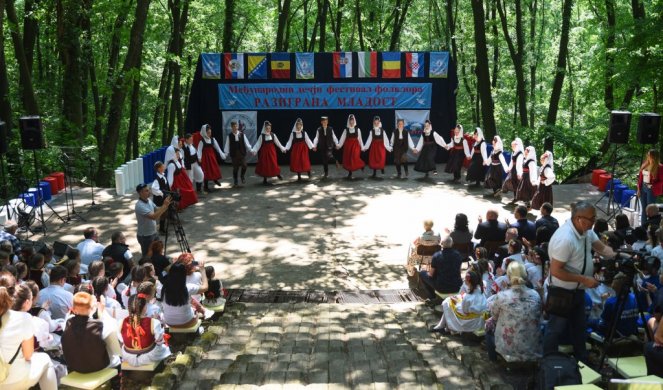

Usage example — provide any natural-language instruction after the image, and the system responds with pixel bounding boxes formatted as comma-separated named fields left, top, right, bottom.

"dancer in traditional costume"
left=252, top=121, right=286, bottom=185
left=414, top=120, right=446, bottom=178
left=284, top=118, right=314, bottom=181
left=312, top=116, right=339, bottom=179
left=362, top=115, right=391, bottom=178
left=166, top=138, right=198, bottom=210
left=531, top=150, right=555, bottom=209
left=120, top=293, right=171, bottom=367
left=444, top=124, right=470, bottom=183
left=223, top=121, right=253, bottom=187
left=197, top=124, right=226, bottom=191
left=516, top=146, right=539, bottom=207
left=466, top=127, right=488, bottom=187
left=484, top=136, right=508, bottom=198
left=390, top=118, right=415, bottom=178
left=183, top=133, right=205, bottom=195
left=151, top=161, right=170, bottom=234
left=502, top=138, right=524, bottom=202
left=336, top=114, right=365, bottom=179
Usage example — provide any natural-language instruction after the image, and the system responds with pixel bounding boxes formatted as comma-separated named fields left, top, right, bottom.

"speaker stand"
left=31, top=151, right=48, bottom=236
left=60, top=150, right=86, bottom=223
left=595, top=144, right=622, bottom=222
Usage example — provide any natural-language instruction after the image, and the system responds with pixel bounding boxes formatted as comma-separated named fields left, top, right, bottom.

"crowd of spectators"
left=0, top=223, right=225, bottom=389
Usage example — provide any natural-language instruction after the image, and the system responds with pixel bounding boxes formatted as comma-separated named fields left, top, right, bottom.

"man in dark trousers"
left=312, top=116, right=339, bottom=179
left=390, top=118, right=415, bottom=178
left=223, top=121, right=254, bottom=187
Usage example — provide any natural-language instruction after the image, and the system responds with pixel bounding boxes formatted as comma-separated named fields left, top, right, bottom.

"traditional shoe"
left=214, top=180, right=221, bottom=186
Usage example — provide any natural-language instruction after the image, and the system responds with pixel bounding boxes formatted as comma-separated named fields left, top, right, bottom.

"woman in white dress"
left=431, top=270, right=487, bottom=334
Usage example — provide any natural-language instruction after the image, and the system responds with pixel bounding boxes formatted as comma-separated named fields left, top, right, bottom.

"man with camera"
left=544, top=201, right=616, bottom=363
left=135, top=183, right=172, bottom=256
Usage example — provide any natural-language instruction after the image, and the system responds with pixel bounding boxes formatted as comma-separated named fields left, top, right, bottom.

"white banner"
left=221, top=111, right=258, bottom=163
left=394, top=110, right=430, bottom=162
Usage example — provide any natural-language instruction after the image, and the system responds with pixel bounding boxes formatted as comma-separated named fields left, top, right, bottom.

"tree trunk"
left=126, top=59, right=141, bottom=162
left=470, top=0, right=496, bottom=137
left=603, top=0, right=615, bottom=110
left=275, top=0, right=292, bottom=52
left=544, top=0, right=573, bottom=151
left=222, top=0, right=235, bottom=52
left=497, top=0, right=528, bottom=127
left=389, top=0, right=413, bottom=51
left=318, top=0, right=328, bottom=52
left=490, top=0, right=498, bottom=88
left=528, top=0, right=542, bottom=128
left=333, top=0, right=343, bottom=51
left=22, top=0, right=38, bottom=74
left=0, top=0, right=13, bottom=134
left=96, top=0, right=152, bottom=186
left=56, top=0, right=84, bottom=143
left=5, top=0, right=39, bottom=114
left=355, top=0, right=364, bottom=50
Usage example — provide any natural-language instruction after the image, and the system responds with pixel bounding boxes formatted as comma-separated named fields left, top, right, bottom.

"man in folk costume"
left=252, top=120, right=286, bottom=185
left=151, top=161, right=170, bottom=234
left=516, top=145, right=539, bottom=207
left=197, top=124, right=226, bottom=192
left=312, top=116, right=340, bottom=179
left=502, top=137, right=525, bottom=203
left=413, top=120, right=447, bottom=178
left=390, top=118, right=415, bottom=179
left=284, top=118, right=314, bottom=181
left=531, top=151, right=556, bottom=209
left=223, top=121, right=253, bottom=187
left=444, top=124, right=470, bottom=183
left=183, top=133, right=205, bottom=195
left=336, top=114, right=366, bottom=179
left=362, top=115, right=391, bottom=178
left=466, top=127, right=489, bottom=187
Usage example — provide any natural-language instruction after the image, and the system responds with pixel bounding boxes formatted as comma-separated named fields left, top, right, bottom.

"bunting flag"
left=333, top=52, right=353, bottom=78
left=296, top=52, right=315, bottom=79
left=247, top=53, right=267, bottom=79
left=382, top=52, right=401, bottom=78
left=201, top=53, right=221, bottom=79
left=357, top=51, right=377, bottom=78
left=429, top=51, right=450, bottom=78
left=224, top=53, right=244, bottom=79
left=270, top=52, right=291, bottom=79
left=405, top=52, right=425, bottom=78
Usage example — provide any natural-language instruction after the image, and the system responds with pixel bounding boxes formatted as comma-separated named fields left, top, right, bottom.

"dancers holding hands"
left=414, top=120, right=447, bottom=178
left=336, top=114, right=366, bottom=179
left=284, top=118, right=314, bottom=181
left=362, top=115, right=392, bottom=178
left=444, top=124, right=470, bottom=183
left=252, top=120, right=286, bottom=185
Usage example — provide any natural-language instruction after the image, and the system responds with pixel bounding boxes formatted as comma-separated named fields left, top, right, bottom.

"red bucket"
left=591, top=169, right=606, bottom=187
left=598, top=173, right=612, bottom=192
left=50, top=172, right=65, bottom=191
left=42, top=177, right=59, bottom=194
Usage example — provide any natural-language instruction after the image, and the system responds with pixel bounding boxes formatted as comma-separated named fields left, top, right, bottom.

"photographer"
left=544, top=201, right=616, bottom=363
left=135, top=184, right=172, bottom=256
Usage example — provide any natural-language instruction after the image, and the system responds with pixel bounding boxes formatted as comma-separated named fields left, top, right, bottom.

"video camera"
left=162, top=190, right=181, bottom=202
left=598, top=249, right=656, bottom=283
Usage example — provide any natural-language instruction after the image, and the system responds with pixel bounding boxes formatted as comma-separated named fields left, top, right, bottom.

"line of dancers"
left=151, top=115, right=556, bottom=212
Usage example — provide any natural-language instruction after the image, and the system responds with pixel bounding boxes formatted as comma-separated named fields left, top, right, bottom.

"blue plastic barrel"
left=38, top=181, right=52, bottom=201
left=20, top=192, right=37, bottom=207
left=620, top=189, right=636, bottom=207
left=613, top=184, right=628, bottom=202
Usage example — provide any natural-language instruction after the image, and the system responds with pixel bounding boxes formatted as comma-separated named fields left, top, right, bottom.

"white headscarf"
left=541, top=150, right=554, bottom=168
left=512, top=137, right=524, bottom=154
left=291, top=118, right=303, bottom=133
left=474, top=127, right=484, bottom=142
left=453, top=124, right=464, bottom=143
left=493, top=135, right=503, bottom=152
left=346, top=114, right=356, bottom=129
left=373, top=116, right=382, bottom=130
left=525, top=145, right=537, bottom=163
left=164, top=135, right=181, bottom=163
left=261, top=120, right=272, bottom=134
left=200, top=124, right=212, bottom=143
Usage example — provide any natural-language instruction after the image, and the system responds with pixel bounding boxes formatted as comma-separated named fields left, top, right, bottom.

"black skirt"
left=484, top=164, right=505, bottom=190
left=502, top=171, right=521, bottom=194
left=414, top=143, right=437, bottom=173
left=445, top=149, right=465, bottom=174
left=531, top=184, right=553, bottom=209
left=466, top=153, right=485, bottom=182
left=516, top=179, right=537, bottom=202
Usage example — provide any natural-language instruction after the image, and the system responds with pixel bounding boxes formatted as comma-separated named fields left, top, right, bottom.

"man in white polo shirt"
left=544, top=201, right=616, bottom=362
left=76, top=227, right=105, bottom=274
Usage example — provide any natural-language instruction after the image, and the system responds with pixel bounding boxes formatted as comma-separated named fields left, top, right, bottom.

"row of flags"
left=202, top=52, right=450, bottom=80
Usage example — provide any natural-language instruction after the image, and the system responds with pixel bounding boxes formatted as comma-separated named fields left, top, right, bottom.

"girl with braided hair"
left=120, top=293, right=171, bottom=367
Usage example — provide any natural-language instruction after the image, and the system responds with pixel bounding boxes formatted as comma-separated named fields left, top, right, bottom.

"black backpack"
left=537, top=352, right=582, bottom=390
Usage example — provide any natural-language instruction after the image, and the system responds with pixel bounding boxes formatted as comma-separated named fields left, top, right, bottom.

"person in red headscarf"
left=337, top=114, right=365, bottom=179
left=120, top=293, right=171, bottom=366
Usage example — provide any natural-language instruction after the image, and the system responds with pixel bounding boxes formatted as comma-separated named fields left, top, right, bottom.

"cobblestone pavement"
left=174, top=302, right=517, bottom=390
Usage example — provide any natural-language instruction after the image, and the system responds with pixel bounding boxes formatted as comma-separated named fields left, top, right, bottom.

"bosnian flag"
left=405, top=52, right=424, bottom=78
left=357, top=51, right=377, bottom=78
left=224, top=53, right=244, bottom=79
left=333, top=52, right=353, bottom=78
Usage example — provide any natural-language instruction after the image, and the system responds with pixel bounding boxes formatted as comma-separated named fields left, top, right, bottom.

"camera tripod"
left=163, top=203, right=190, bottom=255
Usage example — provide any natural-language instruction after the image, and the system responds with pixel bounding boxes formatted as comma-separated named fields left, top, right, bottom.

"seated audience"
left=14, top=262, right=28, bottom=284
left=120, top=293, right=171, bottom=366
left=162, top=256, right=209, bottom=327
left=486, top=262, right=542, bottom=362
left=204, top=266, right=224, bottom=303
left=27, top=254, right=48, bottom=289
left=76, top=227, right=105, bottom=274
left=64, top=259, right=82, bottom=290
left=474, top=209, right=507, bottom=247
left=495, top=228, right=518, bottom=269
left=0, top=279, right=57, bottom=390
left=589, top=272, right=639, bottom=337
left=651, top=229, right=663, bottom=261
left=121, top=265, right=149, bottom=308
left=24, top=281, right=61, bottom=334
left=0, top=250, right=9, bottom=267
left=61, top=292, right=121, bottom=373
left=593, top=218, right=609, bottom=237
left=613, top=213, right=635, bottom=246
left=524, top=246, right=545, bottom=290
left=35, top=266, right=73, bottom=320
left=407, top=220, right=441, bottom=276
left=509, top=205, right=536, bottom=244
left=92, top=277, right=122, bottom=318
left=146, top=240, right=171, bottom=283
left=535, top=202, right=559, bottom=233
left=102, top=231, right=133, bottom=276
left=12, top=284, right=59, bottom=351
left=645, top=294, right=663, bottom=376
left=0, top=220, right=21, bottom=255
left=418, top=236, right=462, bottom=300
left=631, top=226, right=650, bottom=251
left=415, top=220, right=441, bottom=245
left=644, top=204, right=662, bottom=234
left=448, top=213, right=473, bottom=247
left=137, top=281, right=162, bottom=320
left=431, top=271, right=487, bottom=334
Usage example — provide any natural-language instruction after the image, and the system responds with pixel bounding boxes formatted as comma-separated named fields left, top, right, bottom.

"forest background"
left=0, top=0, right=661, bottom=191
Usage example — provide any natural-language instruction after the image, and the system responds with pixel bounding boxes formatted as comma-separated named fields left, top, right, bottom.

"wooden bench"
left=60, top=368, right=118, bottom=390
left=608, top=356, right=647, bottom=379
left=553, top=385, right=601, bottom=390
left=203, top=298, right=226, bottom=313
left=578, top=362, right=601, bottom=385
left=168, top=319, right=202, bottom=344
left=121, top=360, right=163, bottom=382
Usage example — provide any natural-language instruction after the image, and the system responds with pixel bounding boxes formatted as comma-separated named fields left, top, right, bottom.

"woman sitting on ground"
left=161, top=256, right=209, bottom=328
left=431, top=271, right=487, bottom=334
left=485, top=262, right=542, bottom=362
left=120, top=292, right=171, bottom=366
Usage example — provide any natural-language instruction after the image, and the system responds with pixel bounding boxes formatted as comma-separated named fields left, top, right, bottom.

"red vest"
left=121, top=317, right=155, bottom=351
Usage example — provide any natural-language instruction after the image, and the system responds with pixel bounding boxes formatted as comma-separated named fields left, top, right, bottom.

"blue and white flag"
left=296, top=52, right=315, bottom=79
left=201, top=53, right=221, bottom=79
left=429, top=52, right=449, bottom=78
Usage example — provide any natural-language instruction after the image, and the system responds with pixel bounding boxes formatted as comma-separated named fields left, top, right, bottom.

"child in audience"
left=137, top=281, right=162, bottom=320
left=13, top=283, right=59, bottom=351
left=15, top=261, right=28, bottom=284
left=108, top=262, right=125, bottom=298
left=64, top=259, right=82, bottom=290
left=120, top=292, right=171, bottom=366
left=431, top=271, right=487, bottom=334
left=204, top=266, right=225, bottom=304
left=25, top=280, right=62, bottom=333
left=121, top=265, right=148, bottom=308
left=27, top=254, right=48, bottom=288
left=92, top=276, right=122, bottom=318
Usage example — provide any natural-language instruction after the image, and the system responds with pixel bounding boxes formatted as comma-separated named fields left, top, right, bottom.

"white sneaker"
left=203, top=309, right=214, bottom=320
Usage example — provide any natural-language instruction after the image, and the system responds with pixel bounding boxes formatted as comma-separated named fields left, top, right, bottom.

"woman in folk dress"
left=531, top=151, right=556, bottom=209
left=336, top=114, right=365, bottom=179
left=466, top=127, right=489, bottom=187
left=362, top=115, right=392, bottom=178
left=252, top=121, right=286, bottom=185
left=284, top=118, right=314, bottom=181
left=515, top=146, right=539, bottom=207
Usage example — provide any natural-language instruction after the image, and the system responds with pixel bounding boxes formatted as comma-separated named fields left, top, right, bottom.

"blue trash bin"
left=38, top=181, right=52, bottom=201
left=613, top=184, right=628, bottom=202
left=620, top=189, right=637, bottom=207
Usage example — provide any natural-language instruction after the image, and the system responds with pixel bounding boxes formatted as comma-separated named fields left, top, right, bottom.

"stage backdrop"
left=185, top=51, right=458, bottom=165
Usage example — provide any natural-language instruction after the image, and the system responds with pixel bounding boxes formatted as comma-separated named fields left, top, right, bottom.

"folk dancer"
left=531, top=151, right=555, bottom=209
left=312, top=116, right=340, bottom=179
left=362, top=115, right=391, bottom=178
left=183, top=133, right=205, bottom=195
left=252, top=121, right=286, bottom=185
left=166, top=139, right=198, bottom=210
left=223, top=121, right=253, bottom=187
left=515, top=146, right=539, bottom=207
left=466, top=127, right=489, bottom=187
left=197, top=124, right=226, bottom=191
left=444, top=124, right=470, bottom=183
left=484, top=136, right=508, bottom=198
left=390, top=118, right=415, bottom=178
left=284, top=118, right=314, bottom=181
left=414, top=120, right=447, bottom=178
left=336, top=114, right=365, bottom=179
left=502, top=137, right=525, bottom=203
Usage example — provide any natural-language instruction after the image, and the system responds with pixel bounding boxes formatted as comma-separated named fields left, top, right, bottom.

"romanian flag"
left=357, top=51, right=377, bottom=78
left=270, top=52, right=291, bottom=79
left=382, top=52, right=401, bottom=78
left=224, top=53, right=244, bottom=79
left=247, top=54, right=267, bottom=79
left=333, top=52, right=352, bottom=78
left=405, top=52, right=424, bottom=78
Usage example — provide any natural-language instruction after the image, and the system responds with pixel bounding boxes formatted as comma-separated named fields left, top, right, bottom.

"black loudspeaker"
left=608, top=110, right=632, bottom=144
left=637, top=113, right=661, bottom=144
left=19, top=116, right=45, bottom=150
left=0, top=121, right=6, bottom=154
